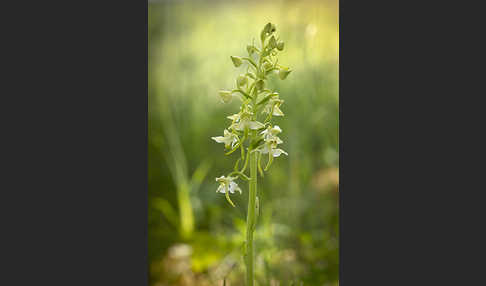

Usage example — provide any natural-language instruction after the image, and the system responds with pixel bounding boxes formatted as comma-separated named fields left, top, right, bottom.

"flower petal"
left=216, top=184, right=226, bottom=193
left=212, top=136, right=226, bottom=143
left=272, top=148, right=288, bottom=157
left=248, top=121, right=265, bottom=130
left=228, top=181, right=238, bottom=193
left=227, top=114, right=240, bottom=121
left=273, top=106, right=284, bottom=116
left=272, top=125, right=282, bottom=134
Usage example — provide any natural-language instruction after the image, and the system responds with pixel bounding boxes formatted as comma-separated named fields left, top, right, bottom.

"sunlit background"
left=149, top=0, right=338, bottom=285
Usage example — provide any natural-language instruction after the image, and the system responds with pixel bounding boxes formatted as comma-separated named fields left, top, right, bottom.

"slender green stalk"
left=246, top=150, right=258, bottom=286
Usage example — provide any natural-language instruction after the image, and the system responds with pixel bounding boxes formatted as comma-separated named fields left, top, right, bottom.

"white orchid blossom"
left=262, top=97, right=284, bottom=116
left=261, top=125, right=283, bottom=143
left=255, top=125, right=287, bottom=157
left=228, top=110, right=265, bottom=131
left=215, top=175, right=242, bottom=194
left=256, top=138, right=288, bottom=157
left=211, top=129, right=238, bottom=149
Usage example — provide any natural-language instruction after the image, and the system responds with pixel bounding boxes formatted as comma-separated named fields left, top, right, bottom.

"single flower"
left=268, top=36, right=277, bottom=50
left=262, top=97, right=285, bottom=116
left=247, top=44, right=256, bottom=55
left=261, top=125, right=283, bottom=143
left=278, top=67, right=292, bottom=80
left=236, top=75, right=248, bottom=87
left=212, top=129, right=238, bottom=149
left=219, top=90, right=233, bottom=103
left=231, top=56, right=243, bottom=67
left=263, top=61, right=273, bottom=71
left=215, top=175, right=242, bottom=194
left=257, top=139, right=288, bottom=157
left=228, top=110, right=265, bottom=131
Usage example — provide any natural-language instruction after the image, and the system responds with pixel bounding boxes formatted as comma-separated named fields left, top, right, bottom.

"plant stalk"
left=246, top=150, right=258, bottom=286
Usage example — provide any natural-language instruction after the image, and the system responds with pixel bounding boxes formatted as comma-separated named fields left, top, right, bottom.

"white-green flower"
left=211, top=129, right=238, bottom=149
left=263, top=97, right=284, bottom=116
left=256, top=129, right=287, bottom=157
left=261, top=125, right=283, bottom=142
left=258, top=140, right=288, bottom=157
left=228, top=110, right=265, bottom=131
left=215, top=176, right=242, bottom=194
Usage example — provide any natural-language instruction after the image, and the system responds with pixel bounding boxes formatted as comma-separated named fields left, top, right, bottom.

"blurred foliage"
left=149, top=0, right=338, bottom=285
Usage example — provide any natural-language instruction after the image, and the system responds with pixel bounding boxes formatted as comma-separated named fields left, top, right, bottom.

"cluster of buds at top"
left=212, top=23, right=291, bottom=206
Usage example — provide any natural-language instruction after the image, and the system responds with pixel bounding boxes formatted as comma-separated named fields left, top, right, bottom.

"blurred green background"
left=149, top=0, right=338, bottom=285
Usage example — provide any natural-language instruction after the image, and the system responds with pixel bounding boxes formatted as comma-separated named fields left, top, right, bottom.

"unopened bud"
left=277, top=41, right=284, bottom=51
left=270, top=24, right=276, bottom=33
left=263, top=61, right=273, bottom=71
left=255, top=79, right=265, bottom=91
left=247, top=45, right=255, bottom=55
left=230, top=56, right=243, bottom=67
left=278, top=68, right=292, bottom=80
left=268, top=36, right=277, bottom=49
left=237, top=75, right=248, bottom=87
left=218, top=90, right=233, bottom=103
left=263, top=22, right=272, bottom=34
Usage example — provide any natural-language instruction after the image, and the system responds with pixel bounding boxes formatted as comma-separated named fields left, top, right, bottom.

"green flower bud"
left=263, top=22, right=276, bottom=34
left=260, top=30, right=267, bottom=43
left=236, top=74, right=248, bottom=87
left=261, top=49, right=270, bottom=57
left=277, top=41, right=284, bottom=51
left=263, top=61, right=273, bottom=71
left=247, top=71, right=256, bottom=79
left=278, top=68, right=292, bottom=80
left=230, top=56, right=243, bottom=67
left=255, top=79, right=265, bottom=91
left=268, top=36, right=277, bottom=50
left=219, top=90, right=233, bottom=103
left=247, top=44, right=255, bottom=55
left=270, top=23, right=276, bottom=33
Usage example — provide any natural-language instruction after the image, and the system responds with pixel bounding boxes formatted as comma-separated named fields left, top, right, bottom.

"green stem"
left=246, top=150, right=258, bottom=286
